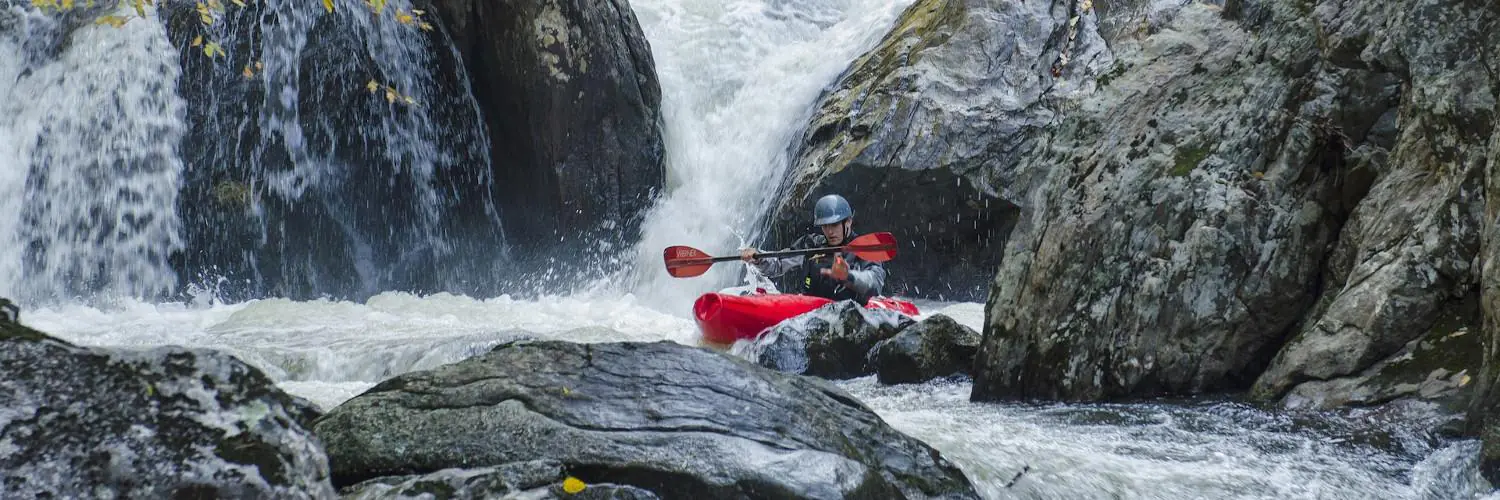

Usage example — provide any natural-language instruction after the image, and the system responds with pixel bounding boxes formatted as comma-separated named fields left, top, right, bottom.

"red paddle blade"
left=664, top=245, right=714, bottom=278
left=846, top=232, right=898, bottom=262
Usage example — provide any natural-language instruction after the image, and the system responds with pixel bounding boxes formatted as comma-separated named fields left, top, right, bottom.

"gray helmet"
left=812, top=194, right=853, bottom=225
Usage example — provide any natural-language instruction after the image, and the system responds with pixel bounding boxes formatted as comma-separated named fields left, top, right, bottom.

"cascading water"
left=2, top=0, right=1497, bottom=497
left=170, top=0, right=502, bottom=302
left=622, top=0, right=916, bottom=309
left=0, top=4, right=186, bottom=303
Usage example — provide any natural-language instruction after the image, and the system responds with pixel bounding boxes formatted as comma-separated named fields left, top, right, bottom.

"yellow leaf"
left=96, top=15, right=130, bottom=27
left=418, top=22, right=433, bottom=31
left=242, top=64, right=255, bottom=78
left=385, top=89, right=397, bottom=103
left=561, top=477, right=586, bottom=494
left=207, top=0, right=223, bottom=11
left=231, top=0, right=244, bottom=6
left=321, top=0, right=333, bottom=13
left=1461, top=374, right=1473, bottom=387
left=411, top=8, right=423, bottom=15
left=395, top=10, right=413, bottom=24
left=61, top=0, right=73, bottom=10
left=366, top=80, right=379, bottom=93
left=404, top=95, right=416, bottom=105
left=204, top=41, right=223, bottom=58
left=133, top=0, right=144, bottom=17
left=191, top=34, right=203, bottom=47
left=371, top=0, right=385, bottom=13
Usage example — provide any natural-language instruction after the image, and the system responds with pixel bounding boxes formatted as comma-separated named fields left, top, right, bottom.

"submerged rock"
left=868, top=314, right=980, bottom=385
left=315, top=340, right=978, bottom=499
left=736, top=300, right=915, bottom=379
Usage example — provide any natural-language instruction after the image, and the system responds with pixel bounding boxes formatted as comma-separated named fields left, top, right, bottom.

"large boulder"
left=314, top=340, right=978, bottom=499
left=431, top=0, right=665, bottom=278
left=0, top=318, right=334, bottom=498
left=972, top=0, right=1496, bottom=402
left=734, top=301, right=916, bottom=379
left=867, top=314, right=980, bottom=385
left=164, top=0, right=506, bottom=301
left=766, top=0, right=1116, bottom=301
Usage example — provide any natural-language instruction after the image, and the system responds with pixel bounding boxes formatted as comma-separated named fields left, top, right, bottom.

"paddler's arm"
left=844, top=259, right=886, bottom=298
left=739, top=235, right=816, bottom=278
left=739, top=251, right=803, bottom=278
left=758, top=255, right=804, bottom=277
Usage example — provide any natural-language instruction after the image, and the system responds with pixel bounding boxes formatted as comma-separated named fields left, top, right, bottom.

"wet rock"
left=1281, top=297, right=1481, bottom=411
left=736, top=301, right=916, bottom=379
left=868, top=314, right=980, bottom=385
left=315, top=340, right=978, bottom=499
left=341, top=460, right=658, bottom=499
left=0, top=319, right=334, bottom=498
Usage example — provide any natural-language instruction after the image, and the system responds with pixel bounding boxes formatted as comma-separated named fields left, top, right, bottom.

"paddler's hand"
left=739, top=248, right=759, bottom=262
left=822, top=255, right=849, bottom=281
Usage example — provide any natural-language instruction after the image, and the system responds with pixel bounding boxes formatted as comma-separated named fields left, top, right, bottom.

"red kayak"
left=693, top=291, right=920, bottom=345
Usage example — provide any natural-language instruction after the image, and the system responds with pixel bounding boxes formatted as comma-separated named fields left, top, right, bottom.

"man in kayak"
left=739, top=194, right=886, bottom=304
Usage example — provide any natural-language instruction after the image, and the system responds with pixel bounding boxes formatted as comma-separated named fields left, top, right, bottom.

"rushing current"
left=0, top=0, right=1496, bottom=498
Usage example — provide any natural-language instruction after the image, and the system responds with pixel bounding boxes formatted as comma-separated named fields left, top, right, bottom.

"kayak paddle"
left=664, top=232, right=898, bottom=278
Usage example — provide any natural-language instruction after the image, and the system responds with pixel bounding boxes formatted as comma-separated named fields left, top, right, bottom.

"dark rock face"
left=767, top=0, right=1115, bottom=301
left=430, top=0, right=665, bottom=279
left=314, top=340, right=978, bottom=499
left=164, top=0, right=506, bottom=301
left=736, top=301, right=916, bottom=379
left=1471, top=22, right=1500, bottom=482
left=0, top=319, right=334, bottom=498
left=968, top=0, right=1496, bottom=404
left=157, top=0, right=667, bottom=301
left=868, top=314, right=980, bottom=385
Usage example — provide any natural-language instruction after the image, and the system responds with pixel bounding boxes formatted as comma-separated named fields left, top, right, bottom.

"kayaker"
left=738, top=194, right=886, bottom=304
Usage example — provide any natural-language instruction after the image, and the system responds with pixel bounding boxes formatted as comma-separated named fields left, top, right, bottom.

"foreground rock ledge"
left=314, top=340, right=978, bottom=499
left=0, top=319, right=334, bottom=498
